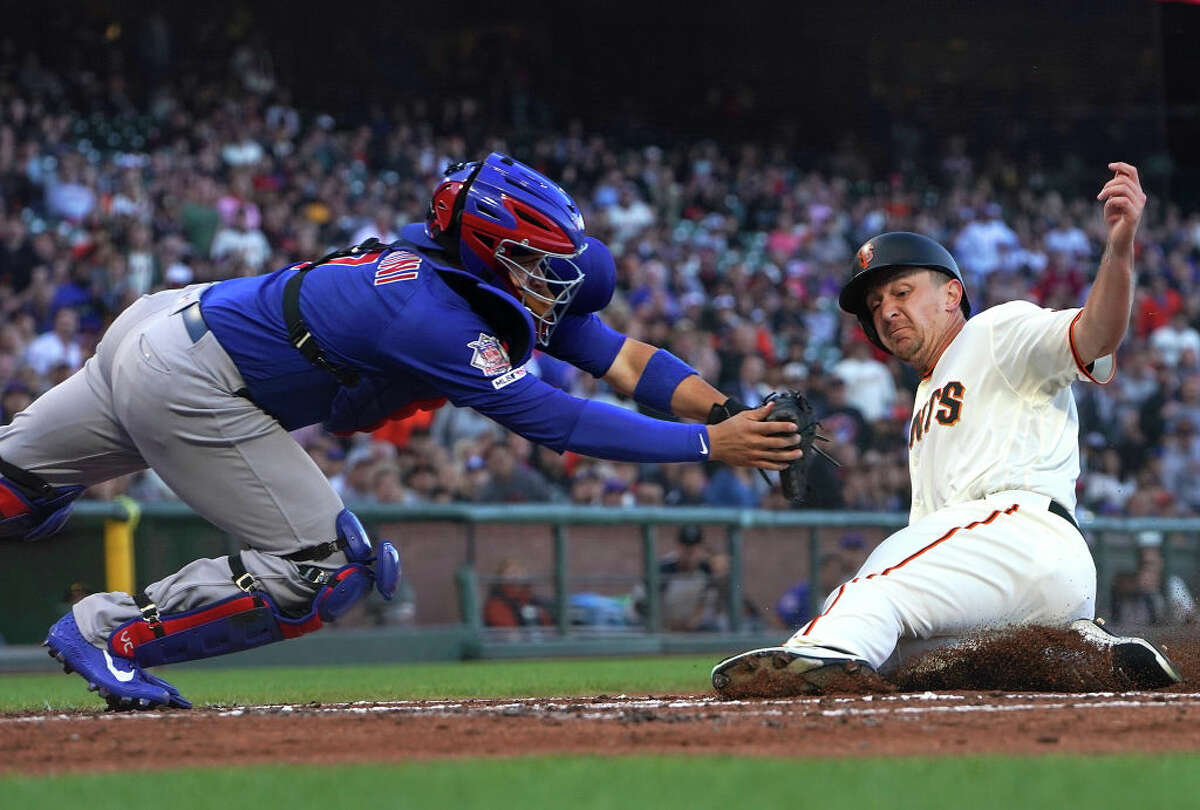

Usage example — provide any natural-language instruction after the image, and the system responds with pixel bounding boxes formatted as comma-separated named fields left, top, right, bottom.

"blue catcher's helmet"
left=427, top=153, right=588, bottom=345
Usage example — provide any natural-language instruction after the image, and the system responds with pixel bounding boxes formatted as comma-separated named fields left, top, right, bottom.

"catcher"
left=0, top=154, right=801, bottom=709
left=713, top=162, right=1183, bottom=696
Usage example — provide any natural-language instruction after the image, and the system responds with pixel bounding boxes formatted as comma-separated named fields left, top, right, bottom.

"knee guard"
left=110, top=509, right=401, bottom=668
left=0, top=472, right=84, bottom=542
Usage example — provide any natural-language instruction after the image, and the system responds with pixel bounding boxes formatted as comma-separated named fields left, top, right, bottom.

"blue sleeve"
left=545, top=313, right=626, bottom=378
left=564, top=399, right=709, bottom=462
left=384, top=308, right=708, bottom=461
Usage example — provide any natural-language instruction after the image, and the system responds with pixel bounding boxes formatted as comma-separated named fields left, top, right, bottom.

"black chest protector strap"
left=282, top=238, right=392, bottom=387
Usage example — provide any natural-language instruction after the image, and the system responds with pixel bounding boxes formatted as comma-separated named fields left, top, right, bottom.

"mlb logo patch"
left=374, top=250, right=421, bottom=286
left=468, top=333, right=512, bottom=376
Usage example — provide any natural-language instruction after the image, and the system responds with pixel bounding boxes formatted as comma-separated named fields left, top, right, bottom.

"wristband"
left=632, top=349, right=698, bottom=414
left=706, top=397, right=748, bottom=424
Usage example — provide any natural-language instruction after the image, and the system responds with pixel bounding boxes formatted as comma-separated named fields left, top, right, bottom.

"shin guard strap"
left=229, top=552, right=262, bottom=594
left=133, top=592, right=165, bottom=639
left=0, top=453, right=53, bottom=498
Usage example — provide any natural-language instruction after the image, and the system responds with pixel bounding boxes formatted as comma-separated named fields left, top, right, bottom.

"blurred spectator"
left=211, top=204, right=271, bottom=271
left=728, top=354, right=770, bottom=407
left=836, top=532, right=871, bottom=573
left=706, top=551, right=764, bottom=633
left=665, top=464, right=710, bottom=506
left=1150, top=312, right=1200, bottom=369
left=953, top=203, right=1018, bottom=282
left=632, top=525, right=720, bottom=632
left=1111, top=533, right=1198, bottom=626
left=349, top=206, right=399, bottom=247
left=704, top=466, right=761, bottom=507
left=332, top=442, right=394, bottom=502
left=601, top=478, right=632, bottom=507
left=817, top=377, right=872, bottom=455
left=24, top=306, right=82, bottom=377
left=604, top=184, right=655, bottom=244
left=1045, top=217, right=1091, bottom=259
left=475, top=440, right=554, bottom=503
left=483, top=558, right=555, bottom=630
left=44, top=154, right=96, bottom=223
left=832, top=337, right=897, bottom=422
left=62, top=582, right=95, bottom=605
left=1, top=381, right=33, bottom=424
left=1081, top=447, right=1135, bottom=515
left=0, top=217, right=36, bottom=293
left=1136, top=276, right=1184, bottom=338
left=370, top=463, right=411, bottom=504
left=776, top=552, right=855, bottom=630
left=632, top=474, right=665, bottom=505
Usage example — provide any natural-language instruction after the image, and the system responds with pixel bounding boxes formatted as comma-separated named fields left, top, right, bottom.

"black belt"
left=1048, top=500, right=1080, bottom=533
left=181, top=301, right=210, bottom=343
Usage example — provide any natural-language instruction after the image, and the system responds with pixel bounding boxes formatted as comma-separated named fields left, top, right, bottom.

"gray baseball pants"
left=0, top=285, right=347, bottom=648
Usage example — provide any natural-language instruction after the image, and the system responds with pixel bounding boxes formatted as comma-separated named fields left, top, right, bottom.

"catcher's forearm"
left=606, top=338, right=716, bottom=417
left=670, top=374, right=728, bottom=422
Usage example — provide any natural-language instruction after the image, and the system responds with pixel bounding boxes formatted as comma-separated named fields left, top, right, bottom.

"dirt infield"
left=5, top=630, right=1200, bottom=773
left=6, top=690, right=1200, bottom=773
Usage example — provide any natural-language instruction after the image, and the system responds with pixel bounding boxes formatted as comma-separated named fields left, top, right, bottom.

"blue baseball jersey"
left=200, top=225, right=709, bottom=463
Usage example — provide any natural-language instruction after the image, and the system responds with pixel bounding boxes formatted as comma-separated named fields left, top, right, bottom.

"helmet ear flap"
left=427, top=182, right=462, bottom=240
left=427, top=161, right=485, bottom=255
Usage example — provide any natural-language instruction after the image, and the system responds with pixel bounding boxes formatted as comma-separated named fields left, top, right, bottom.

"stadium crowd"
left=2, top=49, right=1200, bottom=532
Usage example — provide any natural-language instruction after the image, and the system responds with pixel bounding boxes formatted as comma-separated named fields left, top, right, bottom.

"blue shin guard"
left=112, top=509, right=401, bottom=669
left=113, top=569, right=364, bottom=668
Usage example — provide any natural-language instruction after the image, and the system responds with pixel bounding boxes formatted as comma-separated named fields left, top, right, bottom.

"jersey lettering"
left=374, top=250, right=422, bottom=286
left=935, top=381, right=965, bottom=425
left=325, top=251, right=383, bottom=267
left=910, top=380, right=965, bottom=448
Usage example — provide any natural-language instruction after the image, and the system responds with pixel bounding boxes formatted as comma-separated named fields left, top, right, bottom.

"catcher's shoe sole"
left=711, top=646, right=873, bottom=698
left=1070, top=618, right=1183, bottom=689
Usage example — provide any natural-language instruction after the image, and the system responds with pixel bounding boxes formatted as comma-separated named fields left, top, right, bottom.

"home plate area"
left=5, top=628, right=1200, bottom=772
left=5, top=689, right=1200, bottom=772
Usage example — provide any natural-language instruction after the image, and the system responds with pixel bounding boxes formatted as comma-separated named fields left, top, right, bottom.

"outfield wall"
left=2, top=502, right=1196, bottom=666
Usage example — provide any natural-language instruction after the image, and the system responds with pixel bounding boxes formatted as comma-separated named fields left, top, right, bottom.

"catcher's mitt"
left=761, top=390, right=838, bottom=504
left=706, top=393, right=836, bottom=504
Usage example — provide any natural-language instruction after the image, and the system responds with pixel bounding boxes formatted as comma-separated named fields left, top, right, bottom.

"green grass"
left=0, top=654, right=718, bottom=711
left=4, top=755, right=1200, bottom=810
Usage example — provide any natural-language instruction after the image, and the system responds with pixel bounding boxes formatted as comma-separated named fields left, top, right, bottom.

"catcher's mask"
left=839, top=231, right=971, bottom=354
left=426, top=153, right=587, bottom=345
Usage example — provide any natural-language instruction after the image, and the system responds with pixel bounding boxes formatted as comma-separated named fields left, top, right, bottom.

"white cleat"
left=711, top=645, right=873, bottom=698
left=1070, top=618, right=1183, bottom=689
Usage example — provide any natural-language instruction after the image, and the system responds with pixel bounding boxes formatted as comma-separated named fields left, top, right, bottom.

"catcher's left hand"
left=761, top=390, right=838, bottom=504
left=705, top=398, right=803, bottom=471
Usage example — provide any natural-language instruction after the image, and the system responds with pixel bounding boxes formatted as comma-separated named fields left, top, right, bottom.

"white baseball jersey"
left=906, top=301, right=1114, bottom=523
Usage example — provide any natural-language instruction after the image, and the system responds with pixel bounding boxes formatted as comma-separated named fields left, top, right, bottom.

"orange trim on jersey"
left=800, top=504, right=1020, bottom=636
left=1068, top=310, right=1116, bottom=385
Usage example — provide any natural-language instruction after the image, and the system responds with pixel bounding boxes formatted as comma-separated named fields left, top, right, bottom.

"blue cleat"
left=44, top=611, right=189, bottom=710
left=140, top=670, right=193, bottom=709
